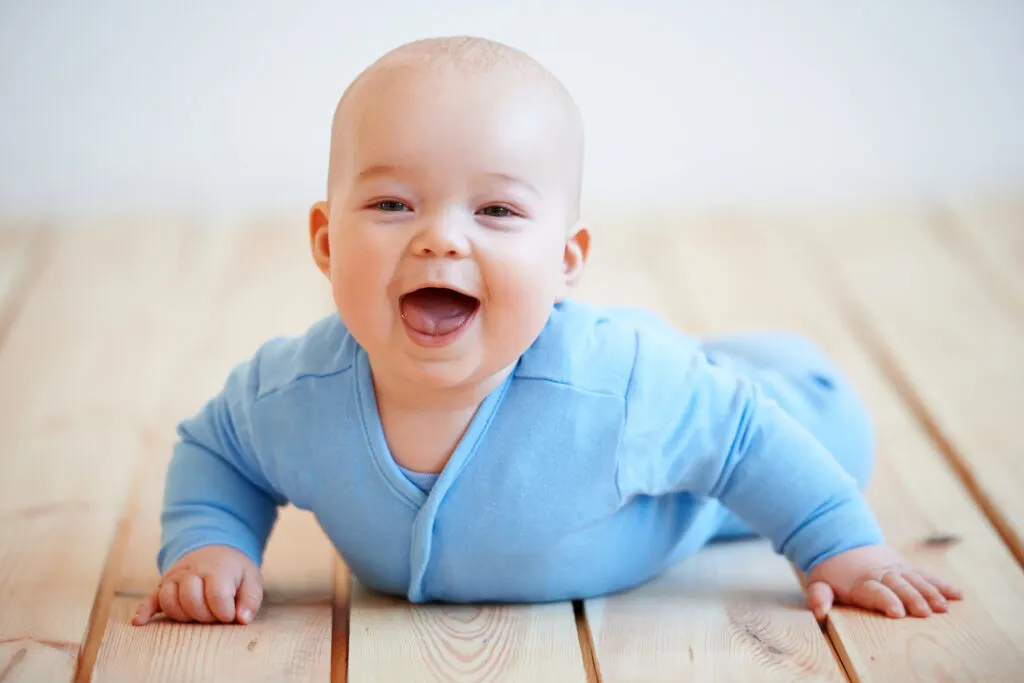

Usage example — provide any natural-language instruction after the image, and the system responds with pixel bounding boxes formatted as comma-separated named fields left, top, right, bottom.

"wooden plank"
left=97, top=599, right=331, bottom=683
left=575, top=225, right=848, bottom=683
left=809, top=208, right=1024, bottom=565
left=0, top=220, right=220, bottom=683
left=663, top=217, right=1024, bottom=682
left=585, top=541, right=846, bottom=683
left=93, top=224, right=338, bottom=683
left=943, top=196, right=1024, bottom=315
left=347, top=580, right=589, bottom=683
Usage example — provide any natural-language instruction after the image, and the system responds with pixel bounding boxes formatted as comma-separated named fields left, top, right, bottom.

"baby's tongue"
left=400, top=288, right=478, bottom=336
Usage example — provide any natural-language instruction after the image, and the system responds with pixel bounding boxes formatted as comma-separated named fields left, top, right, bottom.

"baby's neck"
left=368, top=362, right=514, bottom=473
left=370, top=362, right=513, bottom=412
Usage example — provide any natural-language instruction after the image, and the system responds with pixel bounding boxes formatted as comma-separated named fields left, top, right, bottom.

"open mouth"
left=399, top=286, right=480, bottom=346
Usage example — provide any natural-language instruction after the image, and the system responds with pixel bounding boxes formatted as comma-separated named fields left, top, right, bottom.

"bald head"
left=357, top=35, right=560, bottom=76
left=325, top=36, right=584, bottom=215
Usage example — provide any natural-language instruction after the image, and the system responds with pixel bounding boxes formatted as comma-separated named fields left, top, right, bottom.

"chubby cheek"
left=481, top=255, right=562, bottom=356
left=328, top=234, right=394, bottom=345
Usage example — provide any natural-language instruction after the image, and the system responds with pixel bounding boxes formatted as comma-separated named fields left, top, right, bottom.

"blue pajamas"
left=157, top=300, right=883, bottom=603
left=702, top=332, right=875, bottom=540
left=600, top=306, right=875, bottom=547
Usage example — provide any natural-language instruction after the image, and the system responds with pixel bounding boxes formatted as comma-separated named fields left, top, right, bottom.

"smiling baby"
left=133, top=36, right=962, bottom=627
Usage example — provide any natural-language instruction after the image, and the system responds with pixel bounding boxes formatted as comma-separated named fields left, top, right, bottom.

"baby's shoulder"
left=246, top=313, right=358, bottom=402
left=515, top=300, right=701, bottom=398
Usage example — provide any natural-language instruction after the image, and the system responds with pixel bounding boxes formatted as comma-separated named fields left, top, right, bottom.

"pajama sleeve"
left=615, top=331, right=885, bottom=574
left=157, top=349, right=287, bottom=574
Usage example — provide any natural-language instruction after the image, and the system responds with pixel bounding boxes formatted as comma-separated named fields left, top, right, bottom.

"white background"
left=2, top=0, right=1022, bottom=217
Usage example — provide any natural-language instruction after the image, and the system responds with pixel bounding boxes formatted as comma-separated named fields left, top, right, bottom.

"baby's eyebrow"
left=485, top=172, right=539, bottom=197
left=355, top=164, right=408, bottom=183
left=353, top=165, right=538, bottom=197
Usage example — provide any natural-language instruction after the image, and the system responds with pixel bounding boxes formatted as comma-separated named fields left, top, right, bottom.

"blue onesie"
left=158, top=299, right=883, bottom=603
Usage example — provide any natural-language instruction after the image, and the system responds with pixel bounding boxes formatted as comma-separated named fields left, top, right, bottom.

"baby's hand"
left=805, top=545, right=963, bottom=620
left=132, top=545, right=264, bottom=626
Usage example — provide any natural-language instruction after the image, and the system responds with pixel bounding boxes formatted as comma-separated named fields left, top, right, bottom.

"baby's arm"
left=135, top=351, right=287, bottom=625
left=618, top=334, right=961, bottom=619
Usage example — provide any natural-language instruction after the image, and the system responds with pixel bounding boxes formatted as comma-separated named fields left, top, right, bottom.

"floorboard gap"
left=573, top=600, right=602, bottom=683
left=823, top=618, right=860, bottom=683
left=331, top=560, right=351, bottom=683
left=72, top=470, right=142, bottom=683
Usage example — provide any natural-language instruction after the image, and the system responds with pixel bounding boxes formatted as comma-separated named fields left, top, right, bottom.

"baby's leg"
left=703, top=332, right=876, bottom=540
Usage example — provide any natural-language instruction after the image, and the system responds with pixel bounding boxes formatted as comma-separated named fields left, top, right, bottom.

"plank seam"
left=824, top=618, right=862, bottom=683
left=72, top=463, right=143, bottom=683
left=799, top=225, right=1024, bottom=569
left=573, top=600, right=603, bottom=683
left=331, top=559, right=351, bottom=683
left=789, top=562, right=858, bottom=682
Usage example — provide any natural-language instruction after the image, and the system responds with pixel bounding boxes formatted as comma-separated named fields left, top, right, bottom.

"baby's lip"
left=399, top=282, right=480, bottom=302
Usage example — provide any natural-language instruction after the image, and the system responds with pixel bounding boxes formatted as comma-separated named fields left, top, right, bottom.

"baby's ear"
left=309, top=202, right=331, bottom=277
left=561, top=222, right=590, bottom=293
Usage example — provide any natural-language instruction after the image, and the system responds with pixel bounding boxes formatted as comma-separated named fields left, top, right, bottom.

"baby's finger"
left=179, top=574, right=216, bottom=623
left=906, top=572, right=948, bottom=613
left=849, top=579, right=905, bottom=618
left=806, top=581, right=834, bottom=621
left=159, top=579, right=190, bottom=623
left=918, top=571, right=964, bottom=601
left=204, top=573, right=238, bottom=623
left=235, top=567, right=264, bottom=625
left=882, top=572, right=931, bottom=617
left=132, top=592, right=160, bottom=626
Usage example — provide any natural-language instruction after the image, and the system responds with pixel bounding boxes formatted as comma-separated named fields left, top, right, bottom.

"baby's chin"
left=396, top=353, right=508, bottom=393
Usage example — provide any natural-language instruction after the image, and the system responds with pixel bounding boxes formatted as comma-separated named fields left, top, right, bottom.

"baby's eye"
left=478, top=205, right=514, bottom=218
left=376, top=200, right=410, bottom=212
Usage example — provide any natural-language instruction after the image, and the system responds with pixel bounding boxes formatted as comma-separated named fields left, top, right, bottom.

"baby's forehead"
left=326, top=38, right=583, bottom=199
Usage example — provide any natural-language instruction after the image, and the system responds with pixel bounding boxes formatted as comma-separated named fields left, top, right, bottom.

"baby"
left=133, top=36, right=962, bottom=627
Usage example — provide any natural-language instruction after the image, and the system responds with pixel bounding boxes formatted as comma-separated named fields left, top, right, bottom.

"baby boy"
left=133, top=36, right=961, bottom=627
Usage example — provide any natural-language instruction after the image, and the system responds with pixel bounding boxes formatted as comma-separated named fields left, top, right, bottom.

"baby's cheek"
left=486, top=269, right=558, bottom=353
left=330, top=257, right=387, bottom=337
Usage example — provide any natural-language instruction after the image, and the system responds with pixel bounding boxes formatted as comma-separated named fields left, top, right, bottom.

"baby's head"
left=309, top=37, right=590, bottom=393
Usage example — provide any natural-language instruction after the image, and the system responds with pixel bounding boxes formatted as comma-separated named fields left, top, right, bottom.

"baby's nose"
left=418, top=243, right=463, bottom=258
left=411, top=219, right=471, bottom=258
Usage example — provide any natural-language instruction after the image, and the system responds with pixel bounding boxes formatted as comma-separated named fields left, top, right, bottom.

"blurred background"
left=1, top=0, right=1023, bottom=220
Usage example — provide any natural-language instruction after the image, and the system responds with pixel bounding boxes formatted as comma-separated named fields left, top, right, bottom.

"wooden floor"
left=1, top=198, right=1022, bottom=682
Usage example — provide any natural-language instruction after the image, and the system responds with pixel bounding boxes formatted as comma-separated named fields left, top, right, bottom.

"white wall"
left=2, top=0, right=1023, bottom=216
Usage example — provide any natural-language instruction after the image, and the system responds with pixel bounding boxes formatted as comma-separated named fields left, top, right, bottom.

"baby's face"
left=312, top=66, right=588, bottom=392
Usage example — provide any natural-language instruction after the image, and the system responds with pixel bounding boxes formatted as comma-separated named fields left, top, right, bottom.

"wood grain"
left=348, top=581, right=589, bottom=683
left=93, top=222, right=338, bottom=682
left=575, top=225, right=847, bottom=683
left=0, top=220, right=220, bottom=683
left=809, top=208, right=1024, bottom=566
left=94, top=598, right=331, bottom=683
left=585, top=542, right=846, bottom=683
left=664, top=217, right=1024, bottom=682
